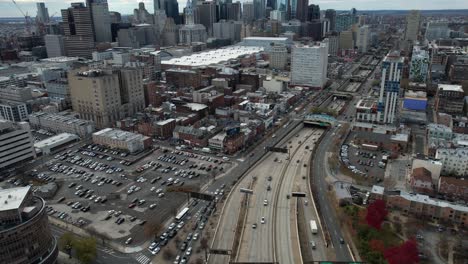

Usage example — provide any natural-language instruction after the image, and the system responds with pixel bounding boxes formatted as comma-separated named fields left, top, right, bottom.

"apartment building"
left=268, top=44, right=288, bottom=70
left=0, top=120, right=36, bottom=170
left=436, top=84, right=465, bottom=115
left=291, top=41, right=329, bottom=88
left=435, top=148, right=468, bottom=177
left=68, top=67, right=145, bottom=129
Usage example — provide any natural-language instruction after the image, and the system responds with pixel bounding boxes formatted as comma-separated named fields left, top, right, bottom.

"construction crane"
left=11, top=0, right=32, bottom=35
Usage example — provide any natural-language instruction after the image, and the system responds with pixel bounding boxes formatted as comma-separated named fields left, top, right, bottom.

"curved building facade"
left=0, top=187, right=58, bottom=264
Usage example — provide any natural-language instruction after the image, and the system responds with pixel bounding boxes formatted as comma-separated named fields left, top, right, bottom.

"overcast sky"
left=0, top=0, right=467, bottom=18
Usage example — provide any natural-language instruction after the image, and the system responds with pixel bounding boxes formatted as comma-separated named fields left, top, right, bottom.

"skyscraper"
left=307, top=4, right=320, bottom=21
left=409, top=46, right=429, bottom=82
left=243, top=2, right=255, bottom=22
left=197, top=1, right=217, bottom=36
left=253, top=0, right=266, bottom=19
left=266, top=0, right=276, bottom=10
left=227, top=2, right=242, bottom=21
left=377, top=51, right=404, bottom=124
left=179, top=0, right=207, bottom=44
left=87, top=0, right=112, bottom=43
left=325, top=9, right=336, bottom=31
left=61, top=3, right=95, bottom=58
left=164, top=0, right=180, bottom=24
left=356, top=25, right=370, bottom=53
left=36, top=2, right=49, bottom=23
left=291, top=41, right=329, bottom=88
left=404, top=10, right=420, bottom=41
left=295, top=0, right=308, bottom=22
left=154, top=0, right=163, bottom=11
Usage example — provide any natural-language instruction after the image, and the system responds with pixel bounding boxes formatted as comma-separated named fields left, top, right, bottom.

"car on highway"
left=125, top=237, right=133, bottom=245
left=267, top=176, right=272, bottom=181
left=263, top=199, right=268, bottom=206
left=340, top=238, right=345, bottom=244
left=261, top=217, right=265, bottom=224
left=267, top=185, right=271, bottom=191
left=252, top=223, right=257, bottom=229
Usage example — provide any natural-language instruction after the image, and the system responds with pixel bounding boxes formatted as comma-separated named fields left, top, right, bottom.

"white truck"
left=310, top=220, right=318, bottom=234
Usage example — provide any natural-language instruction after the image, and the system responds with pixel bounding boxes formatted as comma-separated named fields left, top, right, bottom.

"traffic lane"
left=314, top=132, right=351, bottom=261
left=239, top=154, right=285, bottom=262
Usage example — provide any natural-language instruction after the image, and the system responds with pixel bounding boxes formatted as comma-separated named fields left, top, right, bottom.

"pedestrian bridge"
left=303, top=114, right=337, bottom=127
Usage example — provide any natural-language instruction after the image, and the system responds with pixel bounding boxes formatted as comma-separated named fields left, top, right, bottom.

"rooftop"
left=0, top=186, right=31, bottom=211
left=162, top=46, right=264, bottom=67
left=438, top=84, right=463, bottom=92
left=34, top=133, right=79, bottom=150
left=41, top=56, right=80, bottom=63
left=93, top=128, right=146, bottom=142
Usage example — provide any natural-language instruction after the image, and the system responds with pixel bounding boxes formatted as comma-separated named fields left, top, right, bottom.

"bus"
left=310, top=220, right=318, bottom=234
left=175, top=207, right=189, bottom=222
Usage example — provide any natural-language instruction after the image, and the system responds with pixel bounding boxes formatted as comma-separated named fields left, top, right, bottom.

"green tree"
left=59, top=232, right=76, bottom=251
left=73, top=237, right=97, bottom=264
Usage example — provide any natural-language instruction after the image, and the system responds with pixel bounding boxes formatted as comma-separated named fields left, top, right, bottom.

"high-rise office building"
left=164, top=0, right=181, bottom=24
left=69, top=67, right=145, bottom=129
left=270, top=10, right=286, bottom=22
left=243, top=2, right=255, bottom=22
left=425, top=21, right=449, bottom=41
left=266, top=0, right=276, bottom=10
left=36, top=2, right=49, bottom=23
left=356, top=25, right=370, bottom=53
left=339, top=30, right=353, bottom=51
left=307, top=4, right=320, bottom=21
left=197, top=1, right=217, bottom=36
left=377, top=51, right=404, bottom=124
left=87, top=0, right=112, bottom=43
left=227, top=2, right=242, bottom=21
left=213, top=20, right=242, bottom=42
left=0, top=121, right=36, bottom=170
left=154, top=0, right=163, bottom=11
left=253, top=0, right=266, bottom=19
left=404, top=10, right=420, bottom=41
left=291, top=41, right=329, bottom=88
left=409, top=46, right=429, bottom=82
left=0, top=186, right=57, bottom=263
left=295, top=0, right=308, bottom=22
left=335, top=12, right=356, bottom=32
left=61, top=3, right=95, bottom=58
left=325, top=9, right=336, bottom=31
left=44, top=35, right=65, bottom=58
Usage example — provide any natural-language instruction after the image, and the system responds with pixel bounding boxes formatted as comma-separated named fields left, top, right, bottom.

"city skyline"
left=0, top=0, right=468, bottom=18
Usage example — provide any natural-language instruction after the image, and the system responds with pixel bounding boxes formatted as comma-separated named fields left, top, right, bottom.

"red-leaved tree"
left=365, top=199, right=388, bottom=230
left=369, top=239, right=385, bottom=253
left=384, top=239, right=419, bottom=264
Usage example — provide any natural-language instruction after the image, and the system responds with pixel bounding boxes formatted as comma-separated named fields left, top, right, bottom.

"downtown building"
left=0, top=120, right=36, bottom=171
left=69, top=67, right=145, bottom=129
left=290, top=41, right=328, bottom=88
left=0, top=186, right=58, bottom=263
left=409, top=46, right=429, bottom=82
left=377, top=51, right=404, bottom=124
left=61, top=3, right=96, bottom=58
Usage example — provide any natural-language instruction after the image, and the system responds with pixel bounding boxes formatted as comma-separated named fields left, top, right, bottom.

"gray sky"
left=0, top=0, right=467, bottom=18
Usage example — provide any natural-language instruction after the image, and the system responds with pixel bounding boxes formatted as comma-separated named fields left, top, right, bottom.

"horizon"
left=0, top=0, right=468, bottom=18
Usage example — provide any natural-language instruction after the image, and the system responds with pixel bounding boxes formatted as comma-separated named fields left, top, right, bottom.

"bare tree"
left=143, top=220, right=162, bottom=239
left=200, top=237, right=209, bottom=250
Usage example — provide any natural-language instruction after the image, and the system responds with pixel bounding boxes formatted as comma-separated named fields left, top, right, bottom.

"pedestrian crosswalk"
left=135, top=253, right=151, bottom=264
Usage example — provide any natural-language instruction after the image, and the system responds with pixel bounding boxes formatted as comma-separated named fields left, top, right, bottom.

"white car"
left=185, top=247, right=192, bottom=256
left=150, top=186, right=156, bottom=192
left=261, top=217, right=265, bottom=224
left=149, top=204, right=157, bottom=209
left=263, top=199, right=268, bottom=206
left=125, top=237, right=133, bottom=245
left=158, top=193, right=165, bottom=198
left=151, top=247, right=160, bottom=255
left=192, top=233, right=199, bottom=241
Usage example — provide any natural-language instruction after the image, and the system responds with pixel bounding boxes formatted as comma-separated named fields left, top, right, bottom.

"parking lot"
left=30, top=143, right=234, bottom=246
left=340, top=143, right=387, bottom=184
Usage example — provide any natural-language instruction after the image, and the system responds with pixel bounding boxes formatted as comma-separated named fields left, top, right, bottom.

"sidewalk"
left=57, top=251, right=80, bottom=264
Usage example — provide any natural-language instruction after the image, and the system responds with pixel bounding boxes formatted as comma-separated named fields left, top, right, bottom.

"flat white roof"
left=162, top=46, right=264, bottom=67
left=243, top=37, right=289, bottom=41
left=0, top=186, right=30, bottom=211
left=34, top=133, right=79, bottom=149
left=438, top=84, right=463, bottom=92
left=185, top=103, right=208, bottom=111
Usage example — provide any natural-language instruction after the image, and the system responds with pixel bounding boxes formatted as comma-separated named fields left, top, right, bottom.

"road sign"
left=240, top=188, right=253, bottom=194
left=190, top=192, right=214, bottom=201
left=292, top=192, right=306, bottom=197
left=266, top=146, right=288, bottom=153
left=209, top=248, right=231, bottom=255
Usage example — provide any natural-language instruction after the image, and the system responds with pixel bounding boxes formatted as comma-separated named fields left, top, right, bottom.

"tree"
left=73, top=237, right=97, bottom=264
left=162, top=248, right=175, bottom=260
left=384, top=239, right=419, bottom=264
left=369, top=239, right=385, bottom=253
left=200, top=237, right=209, bottom=250
left=365, top=199, right=388, bottom=230
left=59, top=232, right=76, bottom=251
